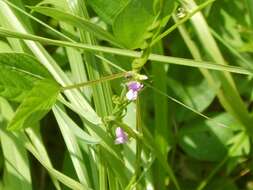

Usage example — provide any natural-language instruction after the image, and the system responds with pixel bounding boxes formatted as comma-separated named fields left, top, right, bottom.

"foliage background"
left=0, top=0, right=253, bottom=190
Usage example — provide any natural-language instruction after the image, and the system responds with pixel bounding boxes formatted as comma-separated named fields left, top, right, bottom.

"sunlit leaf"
left=8, top=79, right=60, bottom=130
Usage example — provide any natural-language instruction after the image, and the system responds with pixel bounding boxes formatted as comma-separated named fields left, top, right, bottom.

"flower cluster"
left=114, top=74, right=148, bottom=144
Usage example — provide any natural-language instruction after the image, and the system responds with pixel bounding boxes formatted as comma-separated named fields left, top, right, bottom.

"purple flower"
left=115, top=127, right=128, bottom=144
left=127, top=81, right=143, bottom=91
left=126, top=81, right=143, bottom=101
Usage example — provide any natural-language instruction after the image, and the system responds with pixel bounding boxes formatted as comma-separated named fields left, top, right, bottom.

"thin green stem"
left=135, top=98, right=143, bottom=190
left=210, top=28, right=253, bottom=70
left=0, top=27, right=252, bottom=75
left=62, top=72, right=127, bottom=91
left=145, top=83, right=227, bottom=128
left=151, top=0, right=216, bottom=46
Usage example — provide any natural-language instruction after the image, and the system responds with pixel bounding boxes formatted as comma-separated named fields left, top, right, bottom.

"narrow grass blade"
left=185, top=0, right=253, bottom=133
left=151, top=42, right=171, bottom=190
left=53, top=104, right=92, bottom=187
left=0, top=98, right=32, bottom=190
left=25, top=143, right=89, bottom=190
left=29, top=6, right=122, bottom=47
left=25, top=127, right=62, bottom=190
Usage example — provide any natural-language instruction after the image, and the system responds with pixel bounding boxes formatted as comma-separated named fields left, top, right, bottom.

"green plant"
left=0, top=0, right=252, bottom=190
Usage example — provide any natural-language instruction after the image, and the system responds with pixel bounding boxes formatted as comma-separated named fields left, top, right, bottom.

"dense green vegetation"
left=0, top=0, right=253, bottom=189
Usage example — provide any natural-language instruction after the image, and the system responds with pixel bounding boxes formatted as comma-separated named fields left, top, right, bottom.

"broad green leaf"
left=178, top=113, right=237, bottom=161
left=30, top=6, right=122, bottom=47
left=167, top=68, right=216, bottom=122
left=8, top=79, right=60, bottom=130
left=0, top=53, right=52, bottom=101
left=113, top=0, right=156, bottom=49
left=227, top=131, right=250, bottom=157
left=159, top=0, right=177, bottom=28
left=87, top=0, right=129, bottom=24
left=205, top=177, right=238, bottom=190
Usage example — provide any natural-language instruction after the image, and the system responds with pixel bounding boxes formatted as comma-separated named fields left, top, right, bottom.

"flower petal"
left=126, top=89, right=138, bottom=100
left=115, top=127, right=124, bottom=137
left=127, top=81, right=142, bottom=91
left=115, top=127, right=128, bottom=144
left=115, top=137, right=127, bottom=144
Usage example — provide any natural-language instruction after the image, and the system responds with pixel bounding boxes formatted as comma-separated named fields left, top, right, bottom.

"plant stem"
left=62, top=72, right=127, bottom=91
left=151, top=0, right=217, bottom=46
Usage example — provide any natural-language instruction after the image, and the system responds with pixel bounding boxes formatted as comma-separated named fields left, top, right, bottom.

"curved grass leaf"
left=53, top=104, right=94, bottom=187
left=0, top=98, right=32, bottom=190
left=30, top=6, right=122, bottom=47
left=25, top=143, right=89, bottom=190
left=8, top=79, right=60, bottom=130
left=0, top=53, right=52, bottom=101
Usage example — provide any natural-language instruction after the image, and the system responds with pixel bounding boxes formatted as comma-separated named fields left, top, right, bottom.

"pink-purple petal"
left=115, top=127, right=128, bottom=144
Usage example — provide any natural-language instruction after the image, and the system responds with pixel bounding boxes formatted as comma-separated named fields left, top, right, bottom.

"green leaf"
left=0, top=53, right=52, bottom=101
left=30, top=6, right=122, bottom=47
left=87, top=0, right=129, bottom=24
left=205, top=177, right=238, bottom=190
left=167, top=68, right=216, bottom=122
left=8, top=79, right=60, bottom=130
left=178, top=113, right=236, bottom=161
left=113, top=0, right=156, bottom=49
left=227, top=131, right=250, bottom=157
left=159, top=0, right=177, bottom=27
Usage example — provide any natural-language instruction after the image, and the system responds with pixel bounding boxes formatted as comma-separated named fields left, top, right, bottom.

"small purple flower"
left=127, top=81, right=143, bottom=91
left=126, top=81, right=143, bottom=101
left=115, top=127, right=128, bottom=144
